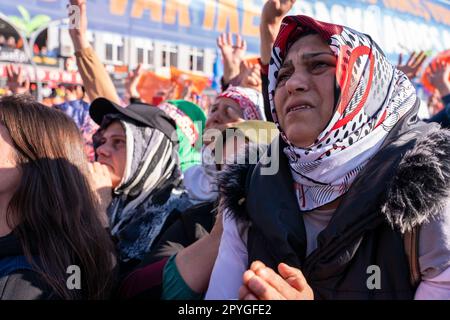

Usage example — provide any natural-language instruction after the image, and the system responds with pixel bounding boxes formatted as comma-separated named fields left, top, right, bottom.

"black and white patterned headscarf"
left=268, top=16, right=417, bottom=211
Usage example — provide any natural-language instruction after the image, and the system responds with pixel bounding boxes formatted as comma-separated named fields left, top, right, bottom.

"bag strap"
left=403, top=226, right=421, bottom=288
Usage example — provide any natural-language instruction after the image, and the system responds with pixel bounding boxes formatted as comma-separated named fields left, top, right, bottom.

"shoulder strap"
left=403, top=226, right=421, bottom=288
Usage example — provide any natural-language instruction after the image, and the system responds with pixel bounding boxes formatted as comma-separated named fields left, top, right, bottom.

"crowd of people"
left=0, top=0, right=449, bottom=300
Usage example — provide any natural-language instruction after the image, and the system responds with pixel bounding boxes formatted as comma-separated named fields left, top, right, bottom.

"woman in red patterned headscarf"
left=205, top=15, right=450, bottom=300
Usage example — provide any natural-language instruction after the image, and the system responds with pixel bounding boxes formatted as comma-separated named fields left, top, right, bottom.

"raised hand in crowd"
left=6, top=64, right=30, bottom=94
left=67, top=0, right=121, bottom=104
left=260, top=0, right=296, bottom=65
left=397, top=51, right=427, bottom=80
left=175, top=75, right=194, bottom=101
left=64, top=84, right=85, bottom=102
left=230, top=60, right=262, bottom=92
left=181, top=81, right=194, bottom=101
left=125, top=63, right=144, bottom=102
left=166, top=82, right=178, bottom=101
left=217, top=33, right=247, bottom=85
left=426, top=61, right=450, bottom=98
left=68, top=0, right=89, bottom=51
left=239, top=261, right=314, bottom=300
left=88, top=161, right=112, bottom=228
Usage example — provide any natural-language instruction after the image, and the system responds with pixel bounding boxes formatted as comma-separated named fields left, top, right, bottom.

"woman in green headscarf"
left=157, top=100, right=206, bottom=173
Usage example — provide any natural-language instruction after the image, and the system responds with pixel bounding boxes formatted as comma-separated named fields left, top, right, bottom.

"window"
left=135, top=39, right=154, bottom=67
left=189, top=48, right=204, bottom=72
left=189, top=55, right=194, bottom=71
left=104, top=33, right=124, bottom=64
left=105, top=43, right=113, bottom=61
left=147, top=49, right=154, bottom=66
left=170, top=51, right=178, bottom=67
left=196, top=54, right=204, bottom=71
left=162, top=51, right=167, bottom=67
left=162, top=44, right=178, bottom=68
left=137, top=48, right=144, bottom=64
left=117, top=45, right=124, bottom=62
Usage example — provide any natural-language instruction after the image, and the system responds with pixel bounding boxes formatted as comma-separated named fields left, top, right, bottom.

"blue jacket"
left=0, top=233, right=54, bottom=299
left=54, top=99, right=91, bottom=130
left=0, top=256, right=32, bottom=278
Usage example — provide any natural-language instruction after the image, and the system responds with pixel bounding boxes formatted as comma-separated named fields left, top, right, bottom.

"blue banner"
left=0, top=0, right=449, bottom=60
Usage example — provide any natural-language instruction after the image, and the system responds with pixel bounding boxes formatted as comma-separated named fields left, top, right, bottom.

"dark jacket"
left=141, top=201, right=216, bottom=266
left=116, top=201, right=216, bottom=299
left=219, top=105, right=450, bottom=299
left=0, top=233, right=55, bottom=300
left=427, top=94, right=450, bottom=128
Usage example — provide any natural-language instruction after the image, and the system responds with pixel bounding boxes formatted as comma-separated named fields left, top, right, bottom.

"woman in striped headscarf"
left=89, top=98, right=194, bottom=273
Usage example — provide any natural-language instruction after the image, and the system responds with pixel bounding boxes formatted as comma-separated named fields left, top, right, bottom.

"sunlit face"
left=205, top=97, right=244, bottom=130
left=0, top=124, right=21, bottom=198
left=95, top=121, right=127, bottom=188
left=274, top=34, right=337, bottom=148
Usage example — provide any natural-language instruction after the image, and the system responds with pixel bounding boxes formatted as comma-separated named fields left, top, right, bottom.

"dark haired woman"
left=0, top=94, right=116, bottom=299
left=89, top=98, right=194, bottom=273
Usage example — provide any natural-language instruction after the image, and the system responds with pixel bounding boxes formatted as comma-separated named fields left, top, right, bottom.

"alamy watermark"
left=195, top=127, right=281, bottom=176
left=67, top=4, right=81, bottom=30
left=366, top=265, right=381, bottom=290
left=66, top=265, right=81, bottom=290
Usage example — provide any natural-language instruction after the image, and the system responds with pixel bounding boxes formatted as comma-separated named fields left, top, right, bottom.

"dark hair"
left=0, top=94, right=116, bottom=299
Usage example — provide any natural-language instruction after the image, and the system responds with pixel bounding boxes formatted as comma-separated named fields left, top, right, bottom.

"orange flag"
left=137, top=71, right=173, bottom=104
left=170, top=67, right=211, bottom=98
left=137, top=68, right=211, bottom=104
left=244, top=55, right=261, bottom=67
